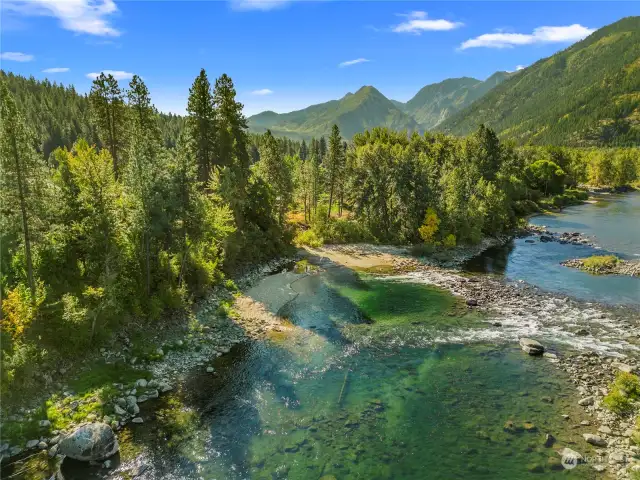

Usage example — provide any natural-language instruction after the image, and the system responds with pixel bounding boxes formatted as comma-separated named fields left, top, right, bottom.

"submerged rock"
left=519, top=338, right=545, bottom=355
left=58, top=423, right=119, bottom=462
left=544, top=433, right=555, bottom=448
left=583, top=433, right=606, bottom=446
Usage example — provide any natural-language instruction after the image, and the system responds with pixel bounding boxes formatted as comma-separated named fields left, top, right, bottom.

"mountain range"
left=247, top=72, right=513, bottom=140
left=249, top=16, right=640, bottom=146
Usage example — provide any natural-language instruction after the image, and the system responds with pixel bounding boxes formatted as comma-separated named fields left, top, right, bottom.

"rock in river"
left=519, top=338, right=545, bottom=355
left=583, top=433, right=607, bottom=447
left=58, top=423, right=119, bottom=462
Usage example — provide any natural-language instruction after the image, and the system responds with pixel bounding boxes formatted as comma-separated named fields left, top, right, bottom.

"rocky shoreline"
left=562, top=258, right=640, bottom=277
left=558, top=353, right=640, bottom=477
left=0, top=256, right=297, bottom=475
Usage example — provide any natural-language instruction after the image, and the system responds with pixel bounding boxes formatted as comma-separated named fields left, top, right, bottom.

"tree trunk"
left=11, top=134, right=36, bottom=303
left=328, top=183, right=334, bottom=219
left=145, top=231, right=151, bottom=297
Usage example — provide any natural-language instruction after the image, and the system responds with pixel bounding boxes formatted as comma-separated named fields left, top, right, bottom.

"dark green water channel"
left=96, top=267, right=599, bottom=480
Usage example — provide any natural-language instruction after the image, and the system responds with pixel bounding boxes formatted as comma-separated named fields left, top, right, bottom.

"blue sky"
left=1, top=1, right=638, bottom=116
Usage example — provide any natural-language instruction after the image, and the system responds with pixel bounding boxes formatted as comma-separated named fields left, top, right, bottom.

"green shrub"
left=603, top=372, right=640, bottom=414
left=293, top=229, right=323, bottom=247
left=583, top=255, right=619, bottom=270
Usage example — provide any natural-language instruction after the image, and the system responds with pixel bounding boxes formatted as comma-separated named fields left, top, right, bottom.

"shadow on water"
left=463, top=241, right=514, bottom=275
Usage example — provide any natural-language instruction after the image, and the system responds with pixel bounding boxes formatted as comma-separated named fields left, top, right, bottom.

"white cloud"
left=393, top=11, right=463, bottom=34
left=507, top=64, right=527, bottom=73
left=43, top=67, right=70, bottom=73
left=86, top=70, right=134, bottom=80
left=251, top=88, right=274, bottom=95
left=0, top=51, right=34, bottom=62
left=460, top=24, right=594, bottom=49
left=339, top=58, right=370, bottom=68
left=3, top=0, right=120, bottom=37
left=230, top=0, right=292, bottom=11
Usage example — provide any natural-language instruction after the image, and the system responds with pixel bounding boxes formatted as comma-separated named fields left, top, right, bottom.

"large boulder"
left=519, top=338, right=545, bottom=355
left=58, top=423, right=118, bottom=462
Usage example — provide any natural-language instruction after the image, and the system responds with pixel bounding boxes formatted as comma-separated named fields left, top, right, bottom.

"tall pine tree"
left=89, top=73, right=128, bottom=177
left=186, top=69, right=217, bottom=186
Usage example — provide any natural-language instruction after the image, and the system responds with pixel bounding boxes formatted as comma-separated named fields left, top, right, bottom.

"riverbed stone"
left=26, top=439, right=39, bottom=449
left=559, top=447, right=584, bottom=465
left=519, top=338, right=545, bottom=355
left=58, top=423, right=119, bottom=462
left=598, top=426, right=612, bottom=435
left=578, top=396, right=595, bottom=406
left=611, top=362, right=635, bottom=374
left=583, top=434, right=607, bottom=446
left=135, top=379, right=148, bottom=388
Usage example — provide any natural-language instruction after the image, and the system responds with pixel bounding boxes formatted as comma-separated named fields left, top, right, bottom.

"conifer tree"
left=186, top=69, right=216, bottom=185
left=89, top=73, right=127, bottom=176
left=213, top=73, right=249, bottom=226
left=326, top=124, right=343, bottom=218
left=0, top=82, right=41, bottom=301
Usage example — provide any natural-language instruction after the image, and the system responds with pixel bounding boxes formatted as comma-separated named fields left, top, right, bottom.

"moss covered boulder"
left=58, top=423, right=119, bottom=462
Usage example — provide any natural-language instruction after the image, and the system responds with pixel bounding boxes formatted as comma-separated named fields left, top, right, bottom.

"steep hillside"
left=248, top=86, right=419, bottom=139
left=439, top=17, right=640, bottom=146
left=397, top=72, right=512, bottom=130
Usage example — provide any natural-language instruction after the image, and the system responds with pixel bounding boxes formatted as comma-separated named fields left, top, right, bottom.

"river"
left=63, top=195, right=638, bottom=480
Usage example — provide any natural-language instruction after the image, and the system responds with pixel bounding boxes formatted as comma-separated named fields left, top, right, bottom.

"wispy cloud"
left=86, top=70, right=134, bottom=80
left=506, top=64, right=527, bottom=73
left=0, top=51, right=34, bottom=62
left=339, top=58, right=370, bottom=68
left=393, top=11, right=463, bottom=34
left=251, top=88, right=274, bottom=95
left=43, top=67, right=70, bottom=73
left=460, top=24, right=594, bottom=49
left=230, top=0, right=292, bottom=11
left=3, top=0, right=121, bottom=36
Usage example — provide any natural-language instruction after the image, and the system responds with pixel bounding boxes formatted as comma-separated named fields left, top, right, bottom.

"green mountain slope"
left=439, top=16, right=640, bottom=146
left=396, top=73, right=512, bottom=129
left=248, top=86, right=419, bottom=139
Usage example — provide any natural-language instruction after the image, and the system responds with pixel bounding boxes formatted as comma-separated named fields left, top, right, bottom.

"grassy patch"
left=603, top=372, right=640, bottom=414
left=582, top=255, right=619, bottom=270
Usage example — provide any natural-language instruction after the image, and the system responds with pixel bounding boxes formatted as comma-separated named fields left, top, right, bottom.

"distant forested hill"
left=0, top=70, right=185, bottom=157
left=438, top=16, right=640, bottom=146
